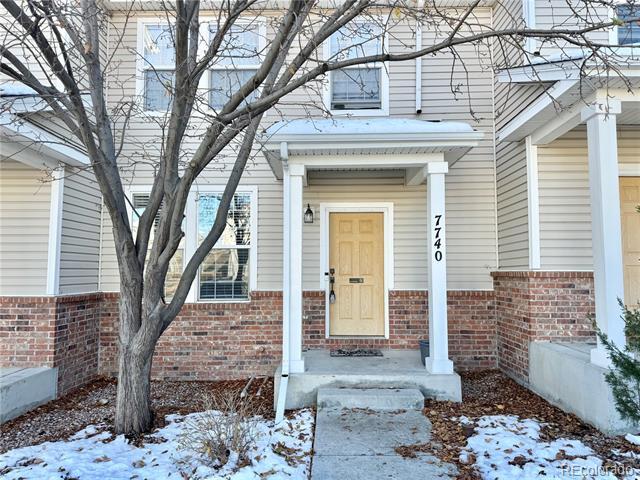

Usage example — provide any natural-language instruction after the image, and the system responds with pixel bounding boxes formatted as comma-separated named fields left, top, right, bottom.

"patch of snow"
left=626, top=434, right=640, bottom=446
left=263, top=118, right=475, bottom=137
left=0, top=409, right=314, bottom=480
left=460, top=415, right=621, bottom=479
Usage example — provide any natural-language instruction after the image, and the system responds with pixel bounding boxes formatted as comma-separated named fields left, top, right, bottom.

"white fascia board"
left=498, top=79, right=578, bottom=142
left=0, top=113, right=88, bottom=167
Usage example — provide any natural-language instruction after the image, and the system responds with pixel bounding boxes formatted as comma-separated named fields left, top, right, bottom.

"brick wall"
left=492, top=271, right=595, bottom=382
left=99, top=292, right=283, bottom=381
left=0, top=294, right=101, bottom=394
left=302, top=290, right=496, bottom=371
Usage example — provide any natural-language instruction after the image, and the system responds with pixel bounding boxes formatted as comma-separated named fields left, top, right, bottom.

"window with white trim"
left=209, top=23, right=261, bottom=110
left=617, top=4, right=640, bottom=45
left=142, top=24, right=175, bottom=111
left=130, top=193, right=184, bottom=298
left=329, top=23, right=384, bottom=111
left=197, top=192, right=252, bottom=300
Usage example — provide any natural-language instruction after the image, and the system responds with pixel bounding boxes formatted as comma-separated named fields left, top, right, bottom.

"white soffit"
left=260, top=118, right=484, bottom=179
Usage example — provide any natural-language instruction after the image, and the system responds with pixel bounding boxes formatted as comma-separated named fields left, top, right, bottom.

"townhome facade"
left=0, top=0, right=638, bottom=431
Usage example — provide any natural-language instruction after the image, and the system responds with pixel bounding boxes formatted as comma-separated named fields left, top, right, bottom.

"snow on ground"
left=0, top=409, right=314, bottom=480
left=459, top=415, right=640, bottom=480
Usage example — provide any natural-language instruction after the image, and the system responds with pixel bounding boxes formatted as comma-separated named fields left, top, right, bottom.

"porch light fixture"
left=304, top=204, right=314, bottom=224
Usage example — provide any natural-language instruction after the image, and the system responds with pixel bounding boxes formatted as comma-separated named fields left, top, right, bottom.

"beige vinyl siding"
left=99, top=9, right=498, bottom=294
left=535, top=0, right=611, bottom=55
left=537, top=126, right=640, bottom=270
left=496, top=140, right=529, bottom=269
left=59, top=167, right=102, bottom=294
left=0, top=160, right=51, bottom=295
left=493, top=1, right=543, bottom=270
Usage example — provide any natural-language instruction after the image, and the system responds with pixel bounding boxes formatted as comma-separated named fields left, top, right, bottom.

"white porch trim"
left=319, top=202, right=394, bottom=340
left=425, top=161, right=454, bottom=374
left=46, top=167, right=65, bottom=296
left=581, top=100, right=626, bottom=368
left=525, top=137, right=541, bottom=269
left=283, top=162, right=306, bottom=374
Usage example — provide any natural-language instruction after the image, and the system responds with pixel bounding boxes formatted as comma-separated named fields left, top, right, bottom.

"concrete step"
left=316, top=387, right=424, bottom=411
left=0, top=367, right=57, bottom=423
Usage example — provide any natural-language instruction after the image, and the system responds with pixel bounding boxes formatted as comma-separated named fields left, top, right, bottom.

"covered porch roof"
left=497, top=60, right=640, bottom=144
left=260, top=118, right=484, bottom=184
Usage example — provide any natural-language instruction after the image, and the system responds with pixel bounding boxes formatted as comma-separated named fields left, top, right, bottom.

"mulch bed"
left=0, top=375, right=273, bottom=454
left=421, top=370, right=640, bottom=479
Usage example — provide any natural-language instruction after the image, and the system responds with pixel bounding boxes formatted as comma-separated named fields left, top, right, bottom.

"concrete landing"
left=0, top=367, right=57, bottom=423
left=275, top=349, right=461, bottom=409
left=317, top=387, right=424, bottom=411
left=311, top=389, right=456, bottom=479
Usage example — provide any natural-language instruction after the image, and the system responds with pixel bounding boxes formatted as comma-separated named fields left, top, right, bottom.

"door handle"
left=349, top=277, right=364, bottom=283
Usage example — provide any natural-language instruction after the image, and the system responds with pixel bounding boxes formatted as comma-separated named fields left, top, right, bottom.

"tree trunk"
left=115, top=346, right=153, bottom=434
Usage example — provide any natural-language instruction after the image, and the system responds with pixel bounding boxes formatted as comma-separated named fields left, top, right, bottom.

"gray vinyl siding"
left=59, top=167, right=102, bottom=294
left=537, top=126, right=640, bottom=271
left=0, top=160, right=51, bottom=295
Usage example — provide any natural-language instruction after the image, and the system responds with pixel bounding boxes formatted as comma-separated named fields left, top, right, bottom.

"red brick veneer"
left=0, top=293, right=101, bottom=394
left=303, top=290, right=497, bottom=371
left=491, top=271, right=595, bottom=383
left=99, top=292, right=283, bottom=381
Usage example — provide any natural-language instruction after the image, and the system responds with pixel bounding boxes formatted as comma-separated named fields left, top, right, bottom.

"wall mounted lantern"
left=304, top=204, right=314, bottom=224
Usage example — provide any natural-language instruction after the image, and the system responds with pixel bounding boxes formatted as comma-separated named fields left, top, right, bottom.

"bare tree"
left=0, top=0, right=636, bottom=434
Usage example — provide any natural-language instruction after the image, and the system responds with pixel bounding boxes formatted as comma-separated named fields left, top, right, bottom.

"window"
left=209, top=23, right=261, bottom=109
left=141, top=24, right=175, bottom=111
left=130, top=193, right=184, bottom=298
left=197, top=192, right=252, bottom=300
left=617, top=4, right=640, bottom=45
left=328, top=23, right=385, bottom=112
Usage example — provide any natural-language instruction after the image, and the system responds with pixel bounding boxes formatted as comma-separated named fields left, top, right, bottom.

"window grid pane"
left=144, top=25, right=175, bottom=66
left=198, top=192, right=252, bottom=300
left=331, top=67, right=381, bottom=110
left=330, top=23, right=382, bottom=60
left=199, top=248, right=250, bottom=300
left=210, top=69, right=259, bottom=109
left=210, top=24, right=261, bottom=67
left=144, top=70, right=174, bottom=111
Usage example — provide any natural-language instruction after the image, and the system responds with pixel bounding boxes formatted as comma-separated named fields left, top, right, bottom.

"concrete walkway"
left=310, top=388, right=456, bottom=479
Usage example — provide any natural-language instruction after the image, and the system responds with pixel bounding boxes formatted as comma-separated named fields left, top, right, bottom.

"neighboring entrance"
left=329, top=212, right=385, bottom=336
left=620, top=176, right=640, bottom=306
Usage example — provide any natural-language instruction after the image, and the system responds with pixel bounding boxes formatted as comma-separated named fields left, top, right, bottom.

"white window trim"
left=124, top=185, right=258, bottom=304
left=136, top=18, right=176, bottom=116
left=204, top=18, right=267, bottom=112
left=322, top=22, right=390, bottom=117
left=319, top=202, right=394, bottom=339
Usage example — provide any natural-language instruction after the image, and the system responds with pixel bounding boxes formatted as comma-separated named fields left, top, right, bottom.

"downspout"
left=415, top=0, right=424, bottom=114
left=275, top=142, right=290, bottom=424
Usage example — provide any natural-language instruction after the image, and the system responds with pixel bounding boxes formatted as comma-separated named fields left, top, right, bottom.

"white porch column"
left=581, top=100, right=626, bottom=368
left=283, top=163, right=306, bottom=373
left=425, top=161, right=454, bottom=374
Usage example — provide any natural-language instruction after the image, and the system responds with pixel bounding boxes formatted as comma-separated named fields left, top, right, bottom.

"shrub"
left=597, top=300, right=640, bottom=424
left=178, top=390, right=258, bottom=469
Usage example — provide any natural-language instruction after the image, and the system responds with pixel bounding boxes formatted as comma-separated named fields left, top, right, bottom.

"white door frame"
left=319, top=202, right=394, bottom=339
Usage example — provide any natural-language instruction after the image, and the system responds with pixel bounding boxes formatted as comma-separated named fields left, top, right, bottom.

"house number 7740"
left=434, top=214, right=443, bottom=262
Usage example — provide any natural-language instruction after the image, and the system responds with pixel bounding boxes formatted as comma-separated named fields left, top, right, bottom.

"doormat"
left=329, top=348, right=383, bottom=357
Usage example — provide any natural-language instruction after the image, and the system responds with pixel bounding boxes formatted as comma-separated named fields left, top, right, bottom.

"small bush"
left=178, top=390, right=258, bottom=469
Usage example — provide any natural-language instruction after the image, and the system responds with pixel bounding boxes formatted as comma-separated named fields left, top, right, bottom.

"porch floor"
left=274, top=349, right=461, bottom=410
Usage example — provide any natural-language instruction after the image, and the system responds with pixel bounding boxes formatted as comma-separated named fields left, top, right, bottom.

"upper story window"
left=617, top=4, right=640, bottom=45
left=328, top=22, right=387, bottom=114
left=197, top=192, right=253, bottom=300
left=142, top=24, right=175, bottom=111
left=209, top=23, right=262, bottom=110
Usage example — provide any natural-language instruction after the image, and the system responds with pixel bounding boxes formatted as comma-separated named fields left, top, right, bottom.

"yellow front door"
left=329, top=212, right=385, bottom=336
left=620, top=177, right=640, bottom=307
